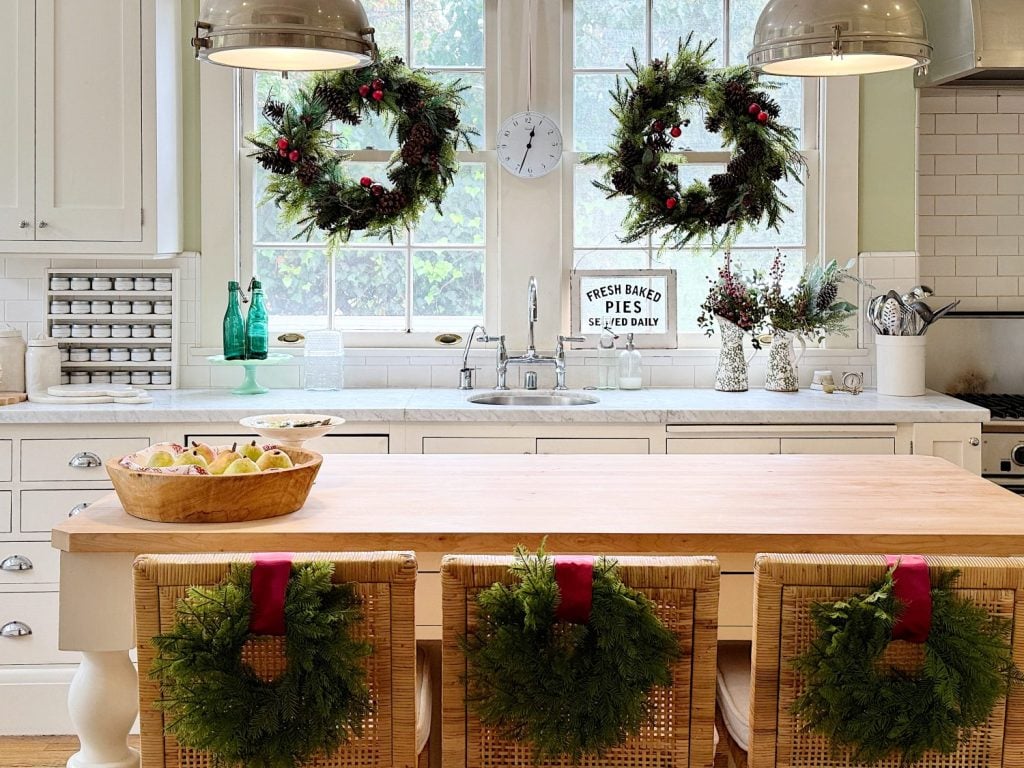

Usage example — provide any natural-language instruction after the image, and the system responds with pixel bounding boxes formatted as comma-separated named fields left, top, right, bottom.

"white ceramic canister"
left=130, top=371, right=151, bottom=385
left=130, top=348, right=152, bottom=362
left=26, top=336, right=61, bottom=396
left=111, top=300, right=132, bottom=315
left=90, top=348, right=111, bottom=362
left=69, top=372, right=90, bottom=385
left=91, top=325, right=111, bottom=338
left=111, top=324, right=132, bottom=338
left=51, top=324, right=71, bottom=338
left=131, top=301, right=153, bottom=315
left=153, top=300, right=172, bottom=315
left=134, top=277, right=154, bottom=291
left=154, top=276, right=172, bottom=291
left=876, top=335, right=927, bottom=397
left=131, top=324, right=152, bottom=338
left=70, top=277, right=91, bottom=291
left=113, top=277, right=134, bottom=291
left=90, top=372, right=111, bottom=384
left=91, top=277, right=113, bottom=291
left=50, top=276, right=71, bottom=291
left=71, top=324, right=92, bottom=338
left=0, top=325, right=26, bottom=392
left=69, top=348, right=90, bottom=362
left=151, top=371, right=171, bottom=385
left=153, top=347, right=172, bottom=362
left=50, top=300, right=71, bottom=315
left=110, top=371, right=131, bottom=385
left=153, top=324, right=172, bottom=338
left=109, top=347, right=130, bottom=362
left=90, top=300, right=112, bottom=315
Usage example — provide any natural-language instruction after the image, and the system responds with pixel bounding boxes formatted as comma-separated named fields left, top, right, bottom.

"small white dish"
left=239, top=413, right=345, bottom=449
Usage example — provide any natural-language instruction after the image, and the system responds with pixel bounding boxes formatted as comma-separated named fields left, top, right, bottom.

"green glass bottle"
left=244, top=278, right=269, bottom=360
left=222, top=281, right=246, bottom=361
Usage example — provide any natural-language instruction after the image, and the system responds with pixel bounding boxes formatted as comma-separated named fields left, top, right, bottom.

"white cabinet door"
left=422, top=437, right=535, bottom=454
left=536, top=438, right=650, bottom=455
left=913, top=423, right=982, bottom=474
left=666, top=438, right=779, bottom=454
left=35, top=0, right=142, bottom=242
left=780, top=438, right=895, bottom=455
left=0, top=0, right=35, bottom=241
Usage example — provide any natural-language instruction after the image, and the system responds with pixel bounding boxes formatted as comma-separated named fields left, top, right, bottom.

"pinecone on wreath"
left=296, top=161, right=321, bottom=187
left=263, top=100, right=286, bottom=121
left=709, top=172, right=738, bottom=195
left=611, top=168, right=635, bottom=194
left=401, top=141, right=426, bottom=166
left=410, top=122, right=435, bottom=146
left=378, top=190, right=408, bottom=216
left=259, top=152, right=294, bottom=176
left=314, top=82, right=361, bottom=125
left=396, top=81, right=422, bottom=108
left=704, top=113, right=723, bottom=134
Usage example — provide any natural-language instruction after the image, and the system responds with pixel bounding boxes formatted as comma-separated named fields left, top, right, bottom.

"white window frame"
left=197, top=0, right=858, bottom=352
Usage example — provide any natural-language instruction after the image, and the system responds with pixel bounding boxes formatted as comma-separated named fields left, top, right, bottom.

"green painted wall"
left=181, top=0, right=201, bottom=252
left=858, top=69, right=918, bottom=253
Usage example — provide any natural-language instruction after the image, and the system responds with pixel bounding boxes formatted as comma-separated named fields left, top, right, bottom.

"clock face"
left=496, top=111, right=563, bottom=179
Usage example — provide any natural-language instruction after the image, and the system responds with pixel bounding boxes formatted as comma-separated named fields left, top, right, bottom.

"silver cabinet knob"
left=1, top=621, right=31, bottom=638
left=68, top=502, right=89, bottom=518
left=18, top=220, right=29, bottom=229
left=969, top=437, right=981, bottom=447
left=0, top=554, right=32, bottom=571
left=37, top=221, right=48, bottom=229
left=68, top=451, right=102, bottom=468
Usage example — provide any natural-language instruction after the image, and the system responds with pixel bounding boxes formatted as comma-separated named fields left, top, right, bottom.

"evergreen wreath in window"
left=249, top=55, right=477, bottom=244
left=584, top=36, right=804, bottom=249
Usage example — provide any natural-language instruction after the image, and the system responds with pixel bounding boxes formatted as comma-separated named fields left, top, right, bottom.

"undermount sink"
left=467, top=392, right=600, bottom=407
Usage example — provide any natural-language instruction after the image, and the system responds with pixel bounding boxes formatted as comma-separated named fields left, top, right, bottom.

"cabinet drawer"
left=0, top=592, right=78, bottom=664
left=667, top=438, right=779, bottom=454
left=19, top=489, right=113, bottom=533
left=536, top=438, right=650, bottom=455
left=0, top=542, right=59, bottom=586
left=0, top=491, right=9, bottom=534
left=719, top=573, right=754, bottom=628
left=780, top=438, right=895, bottom=455
left=422, top=437, right=535, bottom=454
left=0, top=440, right=12, bottom=482
left=21, top=438, right=149, bottom=481
left=186, top=434, right=389, bottom=454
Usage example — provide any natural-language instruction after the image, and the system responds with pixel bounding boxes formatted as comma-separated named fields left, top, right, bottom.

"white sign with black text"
left=570, top=270, right=677, bottom=348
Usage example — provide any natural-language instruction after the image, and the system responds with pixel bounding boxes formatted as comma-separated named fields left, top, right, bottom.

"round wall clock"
left=496, top=111, right=563, bottom=179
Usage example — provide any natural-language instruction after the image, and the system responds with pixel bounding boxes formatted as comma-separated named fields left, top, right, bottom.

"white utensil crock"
left=875, top=335, right=926, bottom=396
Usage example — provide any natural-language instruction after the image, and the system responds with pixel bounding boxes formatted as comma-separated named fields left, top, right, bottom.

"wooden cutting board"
left=0, top=392, right=27, bottom=406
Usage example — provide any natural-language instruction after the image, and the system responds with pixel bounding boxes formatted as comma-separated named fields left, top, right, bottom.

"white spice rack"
left=44, top=268, right=180, bottom=389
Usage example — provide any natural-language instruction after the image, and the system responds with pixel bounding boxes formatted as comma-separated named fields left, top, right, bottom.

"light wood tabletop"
left=51, top=453, right=1024, bottom=555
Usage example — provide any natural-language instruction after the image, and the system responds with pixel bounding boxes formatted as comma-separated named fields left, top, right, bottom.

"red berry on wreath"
left=757, top=111, right=769, bottom=124
left=371, top=78, right=384, bottom=90
left=358, top=84, right=371, bottom=98
left=276, top=137, right=289, bottom=151
left=748, top=103, right=761, bottom=116
left=372, top=90, right=385, bottom=101
left=278, top=148, right=288, bottom=157
left=288, top=150, right=300, bottom=163
left=359, top=176, right=372, bottom=187
left=371, top=184, right=384, bottom=197
left=670, top=125, right=682, bottom=138
left=652, top=120, right=665, bottom=133
left=666, top=197, right=678, bottom=210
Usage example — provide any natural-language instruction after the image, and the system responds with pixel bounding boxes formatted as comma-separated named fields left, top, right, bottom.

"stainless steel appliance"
left=950, top=394, right=1024, bottom=493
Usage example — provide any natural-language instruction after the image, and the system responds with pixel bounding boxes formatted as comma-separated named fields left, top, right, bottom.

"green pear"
left=241, top=440, right=264, bottom=462
left=173, top=449, right=208, bottom=469
left=208, top=443, right=241, bottom=475
left=190, top=441, right=216, bottom=465
left=224, top=456, right=260, bottom=475
left=256, top=449, right=294, bottom=471
left=146, top=450, right=175, bottom=468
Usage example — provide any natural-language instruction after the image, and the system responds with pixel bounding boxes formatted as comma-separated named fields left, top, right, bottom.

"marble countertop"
left=0, top=387, right=989, bottom=425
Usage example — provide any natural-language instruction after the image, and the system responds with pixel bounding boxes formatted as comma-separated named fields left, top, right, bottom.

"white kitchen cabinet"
left=19, top=488, right=114, bottom=533
left=0, top=592, right=78, bottom=664
left=0, top=0, right=181, bottom=253
left=422, top=436, right=536, bottom=454
left=21, top=437, right=150, bottom=482
left=667, top=437, right=779, bottom=454
left=912, top=423, right=982, bottom=473
left=536, top=438, right=650, bottom=454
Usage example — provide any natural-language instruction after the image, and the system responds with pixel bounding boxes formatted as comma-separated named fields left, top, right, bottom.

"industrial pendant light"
left=748, top=0, right=931, bottom=77
left=192, top=0, right=377, bottom=72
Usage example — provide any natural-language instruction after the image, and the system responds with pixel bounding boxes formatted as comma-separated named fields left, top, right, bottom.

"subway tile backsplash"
left=919, top=87, right=1024, bottom=311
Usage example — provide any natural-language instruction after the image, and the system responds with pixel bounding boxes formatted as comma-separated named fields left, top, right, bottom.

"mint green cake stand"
left=207, top=353, right=294, bottom=395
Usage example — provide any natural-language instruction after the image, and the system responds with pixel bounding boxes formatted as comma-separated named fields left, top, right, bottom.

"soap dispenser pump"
left=618, top=333, right=642, bottom=390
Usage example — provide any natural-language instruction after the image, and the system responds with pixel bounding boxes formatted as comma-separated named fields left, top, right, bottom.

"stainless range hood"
left=916, top=0, right=1024, bottom=87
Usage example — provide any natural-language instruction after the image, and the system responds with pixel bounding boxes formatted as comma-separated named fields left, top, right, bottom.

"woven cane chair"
left=714, top=554, right=1024, bottom=768
left=441, top=554, right=720, bottom=768
left=134, top=552, right=421, bottom=768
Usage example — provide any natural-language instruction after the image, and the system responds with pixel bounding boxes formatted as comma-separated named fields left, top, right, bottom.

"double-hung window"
left=567, top=0, right=820, bottom=340
left=239, top=0, right=491, bottom=335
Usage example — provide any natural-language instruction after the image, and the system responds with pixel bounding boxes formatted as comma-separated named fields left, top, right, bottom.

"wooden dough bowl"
left=106, top=446, right=322, bottom=523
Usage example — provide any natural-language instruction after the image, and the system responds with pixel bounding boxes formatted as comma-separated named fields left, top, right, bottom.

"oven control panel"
left=980, top=432, right=1024, bottom=479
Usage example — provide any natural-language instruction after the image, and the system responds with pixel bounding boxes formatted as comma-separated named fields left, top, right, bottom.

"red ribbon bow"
left=249, top=553, right=294, bottom=635
left=885, top=554, right=932, bottom=644
left=554, top=555, right=595, bottom=624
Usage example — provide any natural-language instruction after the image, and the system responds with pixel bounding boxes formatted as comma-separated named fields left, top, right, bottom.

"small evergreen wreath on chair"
left=248, top=54, right=477, bottom=244
left=151, top=561, right=372, bottom=768
left=460, top=544, right=680, bottom=762
left=585, top=36, right=804, bottom=248
left=792, top=567, right=1022, bottom=767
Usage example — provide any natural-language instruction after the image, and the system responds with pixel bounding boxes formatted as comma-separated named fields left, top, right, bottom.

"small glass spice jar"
left=130, top=348, right=152, bottom=363
left=51, top=324, right=71, bottom=338
left=90, top=348, right=110, bottom=362
left=50, top=300, right=71, bottom=315
left=59, top=348, right=70, bottom=362
left=113, top=277, right=134, bottom=291
left=110, top=324, right=132, bottom=338
left=152, top=347, right=172, bottom=362
left=90, top=300, right=111, bottom=315
left=70, top=324, right=92, bottom=339
left=153, top=300, right=172, bottom=315
left=134, top=277, right=154, bottom=291
left=151, top=371, right=171, bottom=386
left=110, top=371, right=131, bottom=385
left=131, top=300, right=153, bottom=315
left=70, top=300, right=92, bottom=315
left=60, top=373, right=70, bottom=385
left=153, top=324, right=172, bottom=338
left=111, top=300, right=132, bottom=315
left=69, top=277, right=91, bottom=291
left=69, top=372, right=90, bottom=384
left=91, top=277, right=113, bottom=291
left=90, top=324, right=111, bottom=338
left=130, top=371, right=151, bottom=385
left=109, top=347, right=130, bottom=362
left=153, top=276, right=172, bottom=291
left=68, top=349, right=90, bottom=362
left=130, top=324, right=152, bottom=338
left=90, top=372, right=111, bottom=385
left=49, top=276, right=71, bottom=291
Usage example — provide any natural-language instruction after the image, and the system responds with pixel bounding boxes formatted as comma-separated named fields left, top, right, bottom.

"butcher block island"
left=50, top=453, right=1024, bottom=768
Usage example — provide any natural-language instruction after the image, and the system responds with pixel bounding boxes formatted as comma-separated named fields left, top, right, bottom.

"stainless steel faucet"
left=458, top=324, right=487, bottom=390
left=489, top=276, right=584, bottom=391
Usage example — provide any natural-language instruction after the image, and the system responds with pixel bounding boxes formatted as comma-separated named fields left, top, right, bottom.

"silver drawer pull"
left=68, top=502, right=89, bottom=518
left=0, top=554, right=32, bottom=571
left=1, top=621, right=32, bottom=638
left=68, top=452, right=102, bottom=469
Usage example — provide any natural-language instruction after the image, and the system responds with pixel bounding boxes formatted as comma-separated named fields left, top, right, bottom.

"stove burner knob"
left=1012, top=444, right=1024, bottom=466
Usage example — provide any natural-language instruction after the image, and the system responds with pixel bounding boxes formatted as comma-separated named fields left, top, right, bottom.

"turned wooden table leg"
left=58, top=552, right=139, bottom=768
